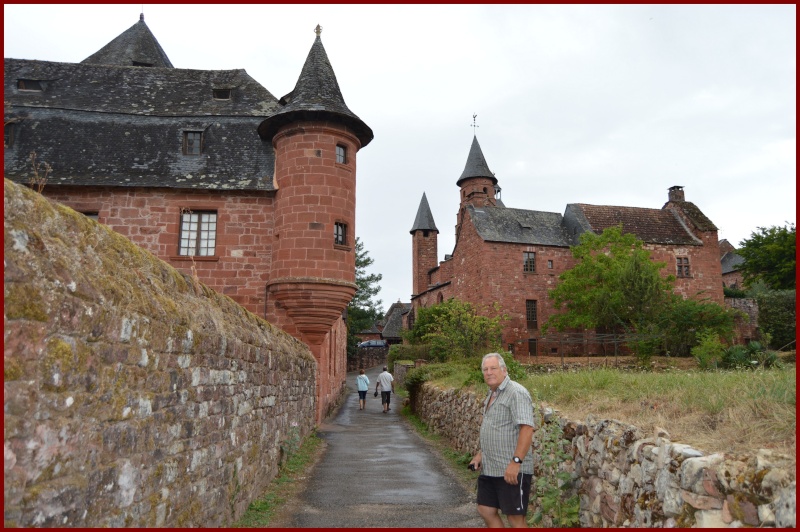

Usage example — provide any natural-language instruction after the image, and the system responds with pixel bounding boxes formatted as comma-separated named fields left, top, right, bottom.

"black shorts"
left=381, top=391, right=391, bottom=404
left=476, top=474, right=533, bottom=516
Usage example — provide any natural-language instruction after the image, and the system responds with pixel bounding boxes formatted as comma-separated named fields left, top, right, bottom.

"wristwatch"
left=512, top=456, right=522, bottom=464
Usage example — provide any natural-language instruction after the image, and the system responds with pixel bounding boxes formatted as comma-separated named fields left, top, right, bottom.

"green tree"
left=346, top=238, right=384, bottom=358
left=737, top=223, right=796, bottom=289
left=755, top=290, right=796, bottom=349
left=544, top=226, right=675, bottom=334
left=403, top=298, right=506, bottom=361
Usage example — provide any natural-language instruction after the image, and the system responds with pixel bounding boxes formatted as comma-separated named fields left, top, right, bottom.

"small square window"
left=334, top=222, right=347, bottom=246
left=523, top=252, right=536, bottom=273
left=179, top=210, right=217, bottom=256
left=547, top=260, right=553, bottom=269
left=183, top=131, right=203, bottom=155
left=677, top=257, right=691, bottom=278
left=17, top=79, right=42, bottom=91
left=336, top=144, right=347, bottom=164
left=82, top=212, right=99, bottom=221
left=213, top=89, right=231, bottom=100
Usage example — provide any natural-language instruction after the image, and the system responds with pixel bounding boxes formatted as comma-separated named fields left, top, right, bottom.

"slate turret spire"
left=81, top=13, right=174, bottom=67
left=457, top=135, right=497, bottom=186
left=258, top=27, right=373, bottom=147
left=410, top=192, right=439, bottom=234
left=411, top=193, right=439, bottom=297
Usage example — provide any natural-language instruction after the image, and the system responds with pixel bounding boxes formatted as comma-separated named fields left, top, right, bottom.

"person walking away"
left=468, top=352, right=536, bottom=528
left=375, top=366, right=395, bottom=413
left=355, top=369, right=370, bottom=410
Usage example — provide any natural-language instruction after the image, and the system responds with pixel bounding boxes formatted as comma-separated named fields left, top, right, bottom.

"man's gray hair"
left=481, top=352, right=506, bottom=370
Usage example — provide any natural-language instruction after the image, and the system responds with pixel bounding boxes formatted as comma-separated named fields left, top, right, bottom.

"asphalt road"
left=275, top=363, right=485, bottom=528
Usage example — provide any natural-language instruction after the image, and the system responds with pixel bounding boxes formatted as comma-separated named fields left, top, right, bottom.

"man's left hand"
left=504, top=462, right=521, bottom=484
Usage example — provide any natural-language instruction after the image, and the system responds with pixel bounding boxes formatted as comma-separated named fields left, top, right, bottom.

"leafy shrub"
left=755, top=290, right=796, bottom=349
left=720, top=341, right=782, bottom=370
left=723, top=286, right=748, bottom=298
left=388, top=344, right=432, bottom=372
left=690, top=329, right=725, bottom=370
left=659, top=298, right=738, bottom=357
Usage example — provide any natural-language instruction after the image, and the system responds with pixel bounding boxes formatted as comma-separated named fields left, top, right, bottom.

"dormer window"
left=336, top=144, right=347, bottom=164
left=17, top=79, right=42, bottom=91
left=213, top=89, right=231, bottom=100
left=183, top=131, right=204, bottom=155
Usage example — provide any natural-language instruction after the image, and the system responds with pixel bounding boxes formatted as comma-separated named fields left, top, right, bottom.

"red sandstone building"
left=410, top=136, right=727, bottom=360
left=4, top=17, right=372, bottom=422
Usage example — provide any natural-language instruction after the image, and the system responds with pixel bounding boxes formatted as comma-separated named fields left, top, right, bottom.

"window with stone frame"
left=523, top=251, right=536, bottom=272
left=179, top=210, right=217, bottom=256
left=183, top=131, right=204, bottom=155
left=676, top=257, right=691, bottom=278
left=336, top=144, right=347, bottom=164
left=334, top=221, right=347, bottom=246
left=526, top=299, right=538, bottom=329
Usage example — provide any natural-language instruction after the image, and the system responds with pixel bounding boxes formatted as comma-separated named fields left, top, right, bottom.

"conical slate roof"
left=457, top=135, right=497, bottom=186
left=410, top=192, right=439, bottom=233
left=258, top=30, right=373, bottom=147
left=81, top=14, right=173, bottom=68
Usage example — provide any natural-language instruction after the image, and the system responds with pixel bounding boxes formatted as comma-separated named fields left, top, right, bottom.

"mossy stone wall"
left=4, top=179, right=317, bottom=527
left=412, top=382, right=795, bottom=528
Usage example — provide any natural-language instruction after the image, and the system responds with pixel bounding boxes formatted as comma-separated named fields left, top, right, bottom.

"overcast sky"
left=5, top=4, right=796, bottom=314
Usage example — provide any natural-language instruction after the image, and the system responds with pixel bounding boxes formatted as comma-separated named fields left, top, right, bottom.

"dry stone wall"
left=4, top=180, right=317, bottom=527
left=412, top=382, right=796, bottom=528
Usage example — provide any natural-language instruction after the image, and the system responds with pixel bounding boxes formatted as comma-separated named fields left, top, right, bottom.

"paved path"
left=274, top=364, right=484, bottom=528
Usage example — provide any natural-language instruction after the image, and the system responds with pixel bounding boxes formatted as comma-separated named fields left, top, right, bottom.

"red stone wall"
left=412, top=229, right=438, bottom=296
left=42, top=186, right=275, bottom=315
left=647, top=236, right=724, bottom=305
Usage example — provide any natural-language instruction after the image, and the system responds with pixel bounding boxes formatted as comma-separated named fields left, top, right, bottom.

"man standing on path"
left=375, top=366, right=394, bottom=413
left=468, top=353, right=536, bottom=528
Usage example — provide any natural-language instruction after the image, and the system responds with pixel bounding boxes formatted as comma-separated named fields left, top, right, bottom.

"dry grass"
left=521, top=355, right=796, bottom=461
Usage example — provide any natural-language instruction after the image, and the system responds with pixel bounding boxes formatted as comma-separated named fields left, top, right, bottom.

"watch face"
left=513, top=457, right=522, bottom=463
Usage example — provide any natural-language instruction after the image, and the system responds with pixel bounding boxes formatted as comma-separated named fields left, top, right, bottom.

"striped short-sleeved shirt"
left=479, top=375, right=535, bottom=477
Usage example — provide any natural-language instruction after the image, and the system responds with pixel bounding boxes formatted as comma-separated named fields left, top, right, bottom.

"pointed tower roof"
left=410, top=192, right=439, bottom=233
left=81, top=14, right=173, bottom=68
left=258, top=27, right=373, bottom=147
left=457, top=135, right=497, bottom=186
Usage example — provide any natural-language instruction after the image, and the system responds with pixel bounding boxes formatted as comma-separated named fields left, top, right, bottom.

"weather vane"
left=471, top=114, right=479, bottom=132
left=315, top=24, right=322, bottom=36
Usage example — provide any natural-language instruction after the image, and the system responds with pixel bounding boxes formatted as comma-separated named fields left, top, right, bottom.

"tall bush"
left=755, top=290, right=796, bottom=349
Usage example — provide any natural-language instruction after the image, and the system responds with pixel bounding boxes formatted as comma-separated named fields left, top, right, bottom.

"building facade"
left=4, top=16, right=373, bottom=422
left=410, top=136, right=726, bottom=360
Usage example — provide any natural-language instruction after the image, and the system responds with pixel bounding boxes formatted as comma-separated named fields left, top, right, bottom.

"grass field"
left=426, top=353, right=796, bottom=459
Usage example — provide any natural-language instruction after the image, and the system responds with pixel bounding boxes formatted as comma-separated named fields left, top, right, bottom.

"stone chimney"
left=668, top=185, right=685, bottom=202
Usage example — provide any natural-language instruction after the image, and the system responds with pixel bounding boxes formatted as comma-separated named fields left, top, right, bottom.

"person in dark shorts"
left=375, top=366, right=394, bottom=413
left=468, top=352, right=536, bottom=528
left=355, top=368, right=369, bottom=410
